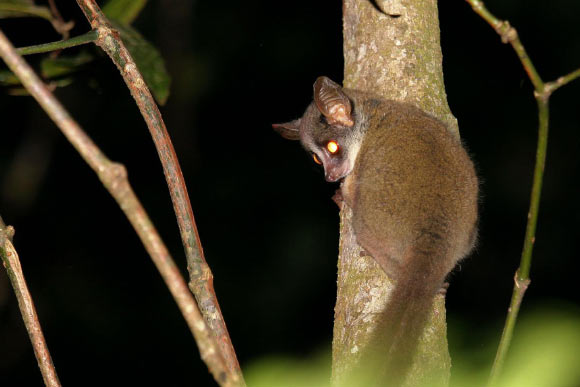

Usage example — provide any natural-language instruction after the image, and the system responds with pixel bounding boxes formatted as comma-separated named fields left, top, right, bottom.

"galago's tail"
left=346, top=241, right=452, bottom=387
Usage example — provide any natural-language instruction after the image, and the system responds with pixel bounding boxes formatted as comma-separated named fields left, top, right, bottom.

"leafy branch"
left=1, top=1, right=169, bottom=105
left=465, top=1, right=580, bottom=385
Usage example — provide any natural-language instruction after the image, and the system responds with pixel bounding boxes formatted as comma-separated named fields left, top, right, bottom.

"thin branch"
left=466, top=0, right=544, bottom=91
left=0, top=29, right=237, bottom=387
left=516, top=99, right=549, bottom=281
left=0, top=219, right=61, bottom=387
left=74, top=0, right=244, bottom=382
left=544, top=67, right=580, bottom=97
left=16, top=31, right=98, bottom=56
left=0, top=2, right=72, bottom=38
left=488, top=271, right=530, bottom=386
left=464, top=1, right=580, bottom=385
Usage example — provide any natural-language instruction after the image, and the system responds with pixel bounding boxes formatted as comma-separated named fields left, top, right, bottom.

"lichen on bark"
left=343, top=0, right=457, bottom=135
left=331, top=1, right=455, bottom=386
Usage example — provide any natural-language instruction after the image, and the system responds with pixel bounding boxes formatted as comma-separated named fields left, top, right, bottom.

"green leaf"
left=112, top=21, right=171, bottom=105
left=0, top=0, right=51, bottom=20
left=102, top=1, right=170, bottom=103
left=0, top=68, right=20, bottom=86
left=0, top=0, right=34, bottom=6
left=102, top=0, right=147, bottom=25
left=0, top=51, right=94, bottom=88
left=40, top=50, right=94, bottom=79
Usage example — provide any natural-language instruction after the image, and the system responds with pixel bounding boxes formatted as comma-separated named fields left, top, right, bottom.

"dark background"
left=1, top=0, right=579, bottom=386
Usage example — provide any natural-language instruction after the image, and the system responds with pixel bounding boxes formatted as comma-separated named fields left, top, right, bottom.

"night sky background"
left=1, top=1, right=579, bottom=386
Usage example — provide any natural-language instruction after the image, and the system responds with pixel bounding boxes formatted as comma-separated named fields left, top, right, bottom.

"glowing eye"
left=326, top=140, right=339, bottom=154
left=312, top=153, right=322, bottom=165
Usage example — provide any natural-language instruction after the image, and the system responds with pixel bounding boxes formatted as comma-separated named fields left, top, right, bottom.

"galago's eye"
left=312, top=153, right=322, bottom=165
left=326, top=140, right=339, bottom=154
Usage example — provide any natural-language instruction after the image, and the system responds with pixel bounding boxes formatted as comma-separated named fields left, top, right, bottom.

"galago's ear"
left=272, top=119, right=301, bottom=140
left=313, top=76, right=354, bottom=127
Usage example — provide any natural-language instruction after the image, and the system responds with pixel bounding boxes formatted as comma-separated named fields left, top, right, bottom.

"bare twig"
left=466, top=0, right=543, bottom=90
left=47, top=0, right=74, bottom=40
left=543, top=67, right=580, bottom=97
left=0, top=218, right=61, bottom=387
left=464, top=1, right=580, bottom=384
left=74, top=0, right=244, bottom=382
left=0, top=29, right=237, bottom=387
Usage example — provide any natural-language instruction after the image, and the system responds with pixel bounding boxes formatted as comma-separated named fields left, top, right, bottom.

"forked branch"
left=465, top=1, right=580, bottom=385
left=0, top=29, right=238, bottom=387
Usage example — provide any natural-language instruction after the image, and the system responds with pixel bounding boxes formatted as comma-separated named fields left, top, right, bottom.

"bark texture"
left=343, top=0, right=457, bottom=134
left=332, top=1, right=455, bottom=386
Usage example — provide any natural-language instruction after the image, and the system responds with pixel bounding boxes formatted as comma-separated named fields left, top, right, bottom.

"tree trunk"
left=331, top=1, right=455, bottom=386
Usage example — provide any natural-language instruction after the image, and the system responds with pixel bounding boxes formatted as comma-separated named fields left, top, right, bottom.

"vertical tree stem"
left=334, top=1, right=453, bottom=386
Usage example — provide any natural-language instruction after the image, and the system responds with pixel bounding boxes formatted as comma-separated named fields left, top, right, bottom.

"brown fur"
left=273, top=77, right=478, bottom=386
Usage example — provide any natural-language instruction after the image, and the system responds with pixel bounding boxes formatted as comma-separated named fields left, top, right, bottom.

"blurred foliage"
left=40, top=49, right=93, bottom=78
left=245, top=349, right=331, bottom=387
left=452, top=306, right=580, bottom=387
left=0, top=0, right=51, bottom=20
left=0, top=0, right=169, bottom=105
left=102, top=0, right=147, bottom=25
left=494, top=308, right=580, bottom=387
left=244, top=307, right=580, bottom=387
